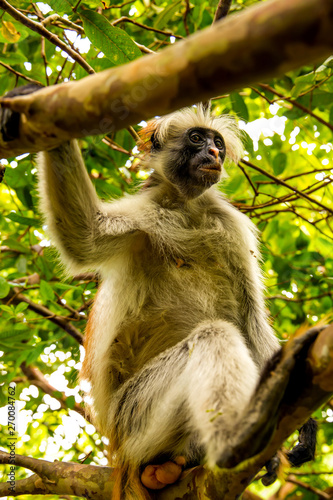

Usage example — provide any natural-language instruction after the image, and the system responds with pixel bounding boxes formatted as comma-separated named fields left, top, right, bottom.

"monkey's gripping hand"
left=0, top=84, right=43, bottom=142
left=262, top=418, right=318, bottom=486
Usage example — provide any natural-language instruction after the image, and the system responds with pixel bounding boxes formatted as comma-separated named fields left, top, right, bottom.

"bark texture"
left=1, top=0, right=333, bottom=158
left=1, top=325, right=332, bottom=499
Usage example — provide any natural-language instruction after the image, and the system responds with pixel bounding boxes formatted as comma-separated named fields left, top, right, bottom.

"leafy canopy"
left=0, top=0, right=332, bottom=498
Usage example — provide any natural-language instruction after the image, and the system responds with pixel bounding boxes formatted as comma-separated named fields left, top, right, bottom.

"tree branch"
left=241, top=159, right=333, bottom=215
left=1, top=325, right=332, bottom=499
left=286, top=476, right=331, bottom=500
left=20, top=363, right=87, bottom=419
left=1, top=0, right=333, bottom=158
left=258, top=83, right=333, bottom=132
left=111, top=16, right=183, bottom=39
left=0, top=61, right=41, bottom=85
left=3, top=288, right=84, bottom=344
left=0, top=451, right=113, bottom=499
left=214, top=0, right=233, bottom=22
left=0, top=0, right=94, bottom=75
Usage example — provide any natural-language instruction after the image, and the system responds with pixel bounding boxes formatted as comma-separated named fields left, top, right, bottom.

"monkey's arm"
left=38, top=141, right=138, bottom=273
left=1, top=85, right=139, bottom=272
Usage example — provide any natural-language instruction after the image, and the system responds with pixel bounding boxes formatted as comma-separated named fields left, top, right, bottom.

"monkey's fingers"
left=141, top=457, right=186, bottom=490
left=261, top=454, right=280, bottom=486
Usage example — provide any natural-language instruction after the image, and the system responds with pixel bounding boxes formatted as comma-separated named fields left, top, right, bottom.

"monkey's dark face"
left=162, top=127, right=226, bottom=199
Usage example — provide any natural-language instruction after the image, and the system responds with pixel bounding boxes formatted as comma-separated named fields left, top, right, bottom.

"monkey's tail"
left=111, top=462, right=151, bottom=500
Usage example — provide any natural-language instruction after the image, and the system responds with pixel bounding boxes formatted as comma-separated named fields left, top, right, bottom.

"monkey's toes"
left=141, top=457, right=186, bottom=490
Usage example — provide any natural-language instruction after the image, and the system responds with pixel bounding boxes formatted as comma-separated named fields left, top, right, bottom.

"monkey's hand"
left=0, top=84, right=43, bottom=142
left=262, top=418, right=318, bottom=486
left=141, top=456, right=186, bottom=490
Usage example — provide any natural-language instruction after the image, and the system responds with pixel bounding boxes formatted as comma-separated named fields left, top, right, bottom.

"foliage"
left=0, top=0, right=332, bottom=498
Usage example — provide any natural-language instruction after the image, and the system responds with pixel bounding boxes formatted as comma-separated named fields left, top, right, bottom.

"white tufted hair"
left=154, top=104, right=244, bottom=163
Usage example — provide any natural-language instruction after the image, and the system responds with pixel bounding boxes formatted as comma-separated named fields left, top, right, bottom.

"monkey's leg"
left=186, top=321, right=260, bottom=466
left=112, top=320, right=259, bottom=488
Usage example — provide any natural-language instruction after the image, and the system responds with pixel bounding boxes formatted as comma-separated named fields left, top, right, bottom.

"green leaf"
left=0, top=304, right=14, bottom=314
left=290, top=73, right=316, bottom=98
left=272, top=152, right=287, bottom=175
left=15, top=302, right=29, bottom=314
left=2, top=238, right=29, bottom=253
left=5, top=212, right=41, bottom=227
left=80, top=11, right=141, bottom=66
left=296, top=232, right=309, bottom=251
left=16, top=254, right=27, bottom=274
left=0, top=329, right=29, bottom=341
left=47, top=0, right=76, bottom=14
left=0, top=277, right=10, bottom=299
left=54, top=283, right=76, bottom=291
left=5, top=163, right=29, bottom=188
left=154, top=1, right=182, bottom=29
left=242, top=132, right=254, bottom=155
left=0, top=52, right=26, bottom=64
left=231, top=93, right=249, bottom=121
left=66, top=395, right=76, bottom=409
left=16, top=186, right=34, bottom=210
left=40, top=280, right=55, bottom=302
left=25, top=344, right=45, bottom=365
left=329, top=106, right=333, bottom=126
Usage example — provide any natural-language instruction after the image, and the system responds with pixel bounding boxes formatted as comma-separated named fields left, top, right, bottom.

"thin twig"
left=0, top=0, right=94, bottom=74
left=42, top=13, right=85, bottom=35
left=258, top=83, right=333, bottom=132
left=0, top=60, right=41, bottom=85
left=72, top=0, right=83, bottom=12
left=41, top=37, right=49, bottom=86
left=3, top=288, right=84, bottom=344
left=237, top=162, right=258, bottom=196
left=183, top=0, right=191, bottom=36
left=240, top=159, right=333, bottom=214
left=214, top=0, right=233, bottom=22
left=107, top=0, right=136, bottom=8
left=134, top=41, right=155, bottom=54
left=268, top=292, right=332, bottom=302
left=111, top=16, right=183, bottom=38
left=127, top=125, right=140, bottom=142
left=54, top=56, right=68, bottom=85
left=21, top=363, right=88, bottom=419
left=287, top=477, right=331, bottom=500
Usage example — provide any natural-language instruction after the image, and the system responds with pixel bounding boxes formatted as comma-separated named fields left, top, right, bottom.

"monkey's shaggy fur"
left=38, top=105, right=279, bottom=499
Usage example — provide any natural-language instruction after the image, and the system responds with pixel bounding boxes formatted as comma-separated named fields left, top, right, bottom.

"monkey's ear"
left=150, top=133, right=161, bottom=151
left=138, top=119, right=159, bottom=153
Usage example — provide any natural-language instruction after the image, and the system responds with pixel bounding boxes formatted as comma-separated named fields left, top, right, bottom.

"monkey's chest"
left=137, top=238, right=246, bottom=331
left=105, top=226, right=251, bottom=386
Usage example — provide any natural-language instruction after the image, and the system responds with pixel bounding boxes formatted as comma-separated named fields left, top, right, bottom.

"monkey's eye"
left=189, top=133, right=203, bottom=144
left=215, top=138, right=224, bottom=150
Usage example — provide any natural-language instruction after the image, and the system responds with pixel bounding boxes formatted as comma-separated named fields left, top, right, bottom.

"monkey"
left=0, top=85, right=318, bottom=499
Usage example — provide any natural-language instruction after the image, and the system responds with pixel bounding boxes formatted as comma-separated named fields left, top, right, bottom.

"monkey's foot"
left=141, top=456, right=186, bottom=490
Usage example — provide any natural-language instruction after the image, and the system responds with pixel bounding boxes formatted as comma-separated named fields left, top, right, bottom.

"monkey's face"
left=162, top=127, right=226, bottom=199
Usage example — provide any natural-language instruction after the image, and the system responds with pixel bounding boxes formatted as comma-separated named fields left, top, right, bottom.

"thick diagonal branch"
left=1, top=325, right=332, bottom=500
left=1, top=0, right=333, bottom=158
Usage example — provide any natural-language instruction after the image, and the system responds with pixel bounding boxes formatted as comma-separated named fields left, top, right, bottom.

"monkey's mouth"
left=198, top=163, right=221, bottom=173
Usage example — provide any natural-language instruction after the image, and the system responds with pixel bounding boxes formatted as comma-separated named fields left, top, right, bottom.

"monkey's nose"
left=208, top=147, right=219, bottom=159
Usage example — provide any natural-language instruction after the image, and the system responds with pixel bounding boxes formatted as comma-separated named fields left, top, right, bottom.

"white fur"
left=37, top=107, right=280, bottom=490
